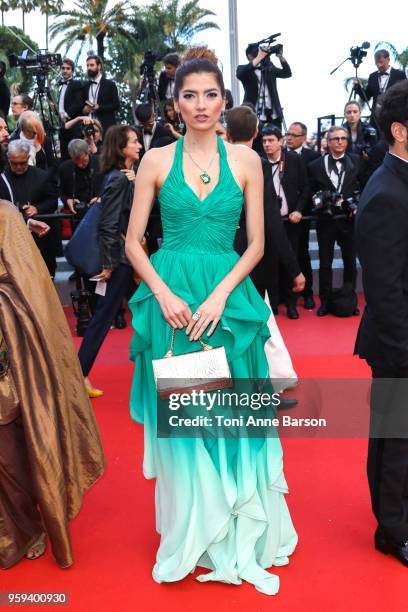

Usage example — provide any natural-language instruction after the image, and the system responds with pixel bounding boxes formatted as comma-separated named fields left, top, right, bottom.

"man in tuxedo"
left=262, top=126, right=308, bottom=319
left=228, top=107, right=304, bottom=312
left=0, top=140, right=58, bottom=276
left=57, top=58, right=85, bottom=160
left=134, top=103, right=175, bottom=158
left=236, top=44, right=292, bottom=130
left=82, top=55, right=119, bottom=134
left=286, top=121, right=320, bottom=310
left=308, top=126, right=361, bottom=315
left=354, top=49, right=406, bottom=129
left=354, top=80, right=408, bottom=566
left=158, top=53, right=180, bottom=102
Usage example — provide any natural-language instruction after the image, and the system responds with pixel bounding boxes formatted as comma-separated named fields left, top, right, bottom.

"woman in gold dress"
left=0, top=200, right=105, bottom=568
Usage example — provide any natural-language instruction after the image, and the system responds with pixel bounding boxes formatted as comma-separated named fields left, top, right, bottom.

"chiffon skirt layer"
left=129, top=248, right=298, bottom=595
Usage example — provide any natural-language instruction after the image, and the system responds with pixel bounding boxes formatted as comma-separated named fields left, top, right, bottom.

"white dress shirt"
left=58, top=78, right=71, bottom=118
left=88, top=72, right=102, bottom=105
left=269, top=158, right=288, bottom=216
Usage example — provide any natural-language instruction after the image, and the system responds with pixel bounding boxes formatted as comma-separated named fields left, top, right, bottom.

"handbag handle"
left=164, top=327, right=213, bottom=358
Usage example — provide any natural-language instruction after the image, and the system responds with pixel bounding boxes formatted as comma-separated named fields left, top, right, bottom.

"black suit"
left=83, top=77, right=120, bottom=134
left=139, top=122, right=175, bottom=158
left=234, top=157, right=300, bottom=307
left=58, top=78, right=85, bottom=160
left=291, top=147, right=320, bottom=300
left=354, top=152, right=408, bottom=544
left=236, top=58, right=291, bottom=127
left=265, top=150, right=308, bottom=306
left=308, top=153, right=361, bottom=301
left=158, top=71, right=175, bottom=102
left=0, top=166, right=58, bottom=275
left=59, top=155, right=103, bottom=205
left=361, top=67, right=406, bottom=126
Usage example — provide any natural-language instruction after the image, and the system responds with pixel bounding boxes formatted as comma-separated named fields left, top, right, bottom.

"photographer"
left=236, top=43, right=291, bottom=129
left=262, top=126, right=308, bottom=319
left=59, top=139, right=103, bottom=215
left=158, top=53, right=180, bottom=102
left=64, top=116, right=103, bottom=155
left=135, top=103, right=175, bottom=158
left=343, top=101, right=377, bottom=156
left=286, top=121, right=320, bottom=310
left=57, top=58, right=85, bottom=160
left=354, top=49, right=406, bottom=127
left=308, top=126, right=361, bottom=316
left=82, top=55, right=119, bottom=134
left=0, top=140, right=58, bottom=277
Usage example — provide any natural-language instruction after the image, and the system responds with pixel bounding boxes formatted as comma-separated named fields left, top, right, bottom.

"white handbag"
left=152, top=328, right=232, bottom=399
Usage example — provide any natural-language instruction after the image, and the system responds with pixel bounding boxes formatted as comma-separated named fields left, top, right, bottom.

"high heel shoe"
left=86, top=386, right=104, bottom=398
left=84, top=378, right=103, bottom=398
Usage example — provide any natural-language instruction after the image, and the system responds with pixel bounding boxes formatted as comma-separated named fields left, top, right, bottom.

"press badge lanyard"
left=324, top=155, right=345, bottom=192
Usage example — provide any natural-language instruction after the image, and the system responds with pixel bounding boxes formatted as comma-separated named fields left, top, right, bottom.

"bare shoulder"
left=137, top=141, right=178, bottom=189
left=140, top=141, right=177, bottom=168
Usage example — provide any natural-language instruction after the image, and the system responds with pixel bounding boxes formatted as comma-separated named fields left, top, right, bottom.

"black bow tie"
left=144, top=129, right=153, bottom=135
left=58, top=79, right=70, bottom=86
left=378, top=71, right=389, bottom=76
left=90, top=80, right=99, bottom=84
left=270, top=160, right=280, bottom=166
left=329, top=155, right=345, bottom=173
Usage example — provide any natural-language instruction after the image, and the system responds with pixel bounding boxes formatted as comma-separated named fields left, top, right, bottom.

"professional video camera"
left=249, top=32, right=283, bottom=58
left=9, top=49, right=62, bottom=76
left=349, top=42, right=370, bottom=68
left=312, top=190, right=359, bottom=218
left=140, top=49, right=162, bottom=77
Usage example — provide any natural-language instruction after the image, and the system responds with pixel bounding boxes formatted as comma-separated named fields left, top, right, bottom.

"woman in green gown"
left=126, top=47, right=297, bottom=596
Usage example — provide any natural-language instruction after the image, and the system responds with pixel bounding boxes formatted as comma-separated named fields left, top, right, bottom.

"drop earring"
left=222, top=110, right=227, bottom=128
left=177, top=113, right=185, bottom=130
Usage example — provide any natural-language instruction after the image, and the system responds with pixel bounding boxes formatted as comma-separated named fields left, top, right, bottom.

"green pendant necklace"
left=183, top=144, right=218, bottom=184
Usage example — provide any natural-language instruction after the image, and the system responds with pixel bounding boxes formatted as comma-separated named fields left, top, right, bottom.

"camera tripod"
left=330, top=45, right=378, bottom=131
left=255, top=60, right=287, bottom=133
left=31, top=72, right=61, bottom=157
left=136, top=68, right=159, bottom=117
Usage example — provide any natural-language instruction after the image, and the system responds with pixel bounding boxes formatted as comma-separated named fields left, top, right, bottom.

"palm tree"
left=9, top=1, right=36, bottom=32
left=147, top=0, right=219, bottom=50
left=49, top=0, right=131, bottom=61
left=34, top=0, right=59, bottom=48
left=1, top=2, right=10, bottom=26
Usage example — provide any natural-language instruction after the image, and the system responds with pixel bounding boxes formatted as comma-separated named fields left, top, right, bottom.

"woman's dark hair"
left=174, top=46, right=225, bottom=99
left=376, top=80, right=408, bottom=145
left=99, top=125, right=138, bottom=173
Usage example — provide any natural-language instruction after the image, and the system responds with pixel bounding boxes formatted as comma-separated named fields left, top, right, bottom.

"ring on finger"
left=192, top=311, right=201, bottom=322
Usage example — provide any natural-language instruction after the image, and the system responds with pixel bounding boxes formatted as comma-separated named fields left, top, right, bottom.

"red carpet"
left=2, top=299, right=405, bottom=611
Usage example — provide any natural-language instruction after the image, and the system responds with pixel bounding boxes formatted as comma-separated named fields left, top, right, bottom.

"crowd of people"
left=1, top=41, right=408, bottom=592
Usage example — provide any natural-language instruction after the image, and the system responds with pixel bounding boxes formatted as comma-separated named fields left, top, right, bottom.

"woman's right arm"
left=126, top=150, right=192, bottom=328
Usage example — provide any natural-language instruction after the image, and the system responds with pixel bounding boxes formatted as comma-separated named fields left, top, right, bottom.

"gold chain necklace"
left=183, top=145, right=218, bottom=185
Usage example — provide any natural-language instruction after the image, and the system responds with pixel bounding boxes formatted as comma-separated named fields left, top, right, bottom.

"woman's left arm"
left=187, top=147, right=264, bottom=340
left=98, top=172, right=129, bottom=280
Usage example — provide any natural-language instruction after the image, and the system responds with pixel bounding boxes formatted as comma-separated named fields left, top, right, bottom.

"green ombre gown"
left=129, top=136, right=297, bottom=595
